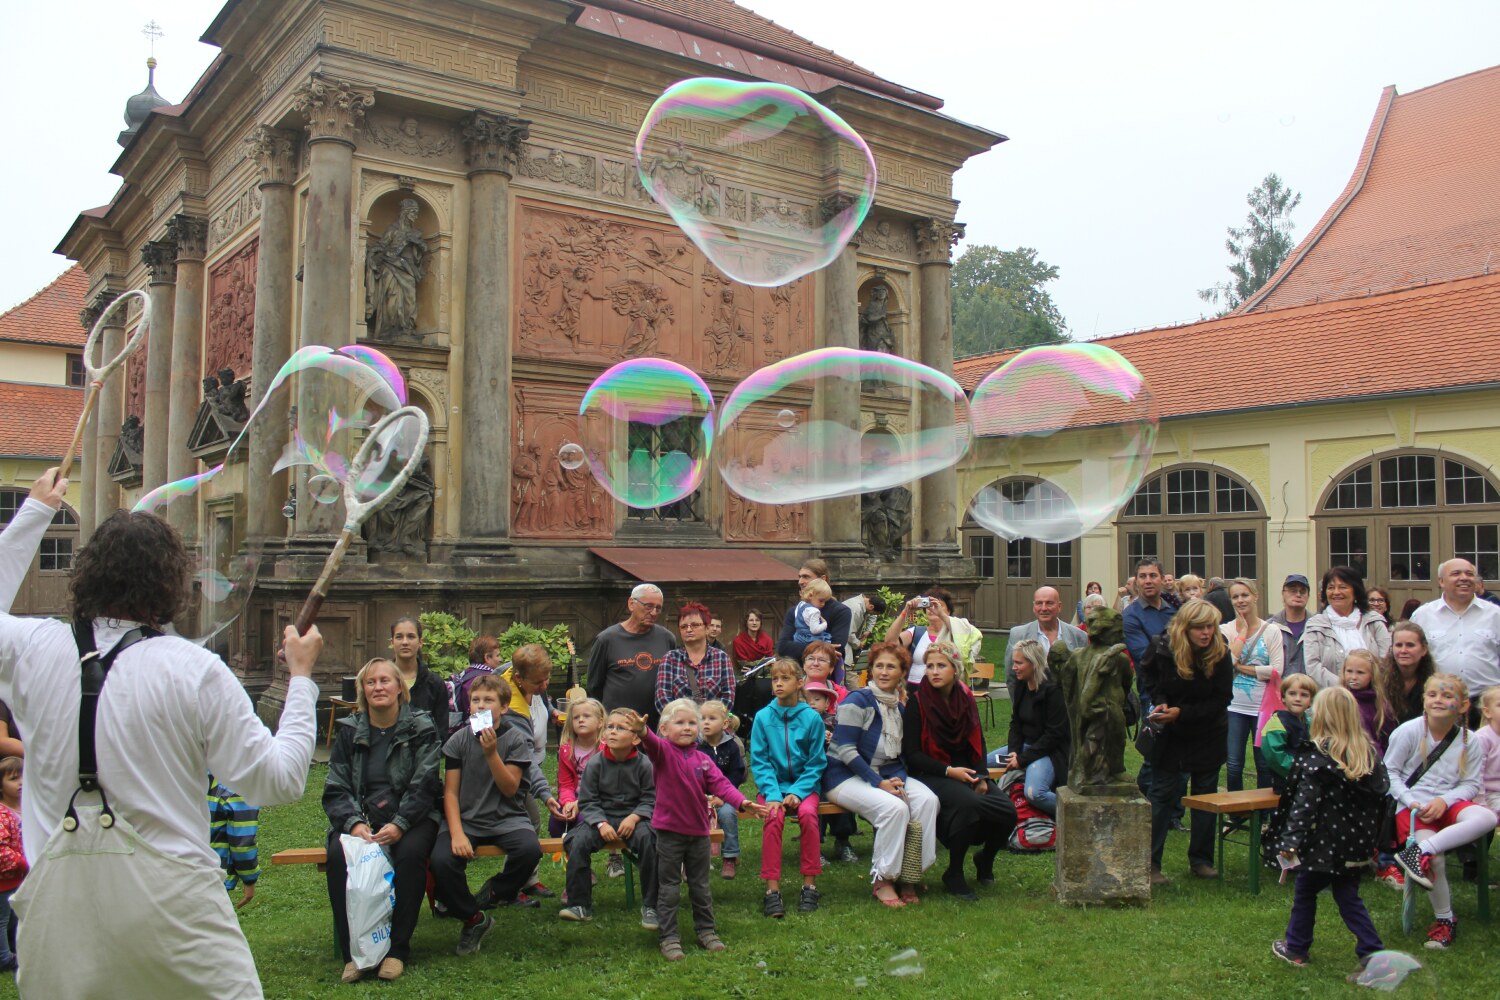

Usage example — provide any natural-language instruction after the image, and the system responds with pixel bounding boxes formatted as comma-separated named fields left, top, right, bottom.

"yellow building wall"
left=0, top=344, right=69, bottom=386
left=0, top=459, right=88, bottom=517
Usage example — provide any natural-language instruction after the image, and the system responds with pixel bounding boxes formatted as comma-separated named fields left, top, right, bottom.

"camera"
left=916, top=597, right=930, bottom=609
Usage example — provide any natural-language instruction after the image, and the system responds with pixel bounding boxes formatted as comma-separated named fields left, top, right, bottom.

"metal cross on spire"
left=142, top=20, right=164, bottom=58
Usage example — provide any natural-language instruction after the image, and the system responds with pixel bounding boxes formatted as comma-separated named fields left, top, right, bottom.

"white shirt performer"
left=1412, top=558, right=1500, bottom=694
left=0, top=470, right=323, bottom=1000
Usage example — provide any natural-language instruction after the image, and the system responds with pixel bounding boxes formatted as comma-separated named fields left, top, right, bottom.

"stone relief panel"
left=721, top=412, right=811, bottom=544
left=363, top=111, right=461, bottom=166
left=208, top=185, right=263, bottom=252
left=206, top=238, right=258, bottom=378
left=324, top=14, right=518, bottom=88
left=125, top=348, right=146, bottom=420
left=857, top=217, right=914, bottom=259
left=514, top=144, right=597, bottom=192
left=515, top=202, right=812, bottom=374
left=511, top=381, right=612, bottom=540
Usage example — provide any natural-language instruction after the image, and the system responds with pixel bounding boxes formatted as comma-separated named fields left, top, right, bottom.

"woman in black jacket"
left=1004, top=639, right=1070, bottom=817
left=903, top=641, right=1016, bottom=901
left=1138, top=598, right=1233, bottom=884
left=323, top=657, right=442, bottom=983
left=390, top=615, right=450, bottom=720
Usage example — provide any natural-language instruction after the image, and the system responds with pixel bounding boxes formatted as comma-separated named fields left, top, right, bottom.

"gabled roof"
left=0, top=266, right=87, bottom=349
left=1241, top=64, right=1500, bottom=313
left=954, top=272, right=1500, bottom=422
left=0, top=382, right=84, bottom=460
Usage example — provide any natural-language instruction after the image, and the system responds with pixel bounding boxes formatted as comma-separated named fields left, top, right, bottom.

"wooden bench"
left=1179, top=789, right=1280, bottom=894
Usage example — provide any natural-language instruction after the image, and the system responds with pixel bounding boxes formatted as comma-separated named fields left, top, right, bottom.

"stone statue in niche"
left=365, top=456, right=434, bottom=557
left=364, top=198, right=428, bottom=341
left=861, top=486, right=911, bottom=561
left=859, top=284, right=896, bottom=354
left=1048, top=608, right=1136, bottom=793
left=210, top=368, right=250, bottom=425
left=705, top=287, right=749, bottom=371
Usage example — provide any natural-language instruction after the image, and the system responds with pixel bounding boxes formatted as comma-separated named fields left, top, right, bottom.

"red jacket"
left=558, top=742, right=602, bottom=805
left=0, top=804, right=26, bottom=891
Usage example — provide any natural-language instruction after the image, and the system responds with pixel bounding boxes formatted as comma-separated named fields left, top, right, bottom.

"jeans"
left=713, top=802, right=741, bottom=858
left=1021, top=747, right=1057, bottom=817
left=563, top=821, right=657, bottom=912
left=1148, top=765, right=1219, bottom=870
left=0, top=888, right=13, bottom=965
left=1226, top=712, right=1271, bottom=792
left=1284, top=870, right=1383, bottom=959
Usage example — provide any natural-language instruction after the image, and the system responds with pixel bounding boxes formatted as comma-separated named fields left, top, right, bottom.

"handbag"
left=1134, top=718, right=1163, bottom=763
left=1377, top=729, right=1457, bottom=849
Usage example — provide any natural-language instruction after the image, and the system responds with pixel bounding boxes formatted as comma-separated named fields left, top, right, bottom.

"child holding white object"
left=1386, top=673, right=1499, bottom=950
left=790, top=580, right=833, bottom=648
left=0, top=757, right=24, bottom=972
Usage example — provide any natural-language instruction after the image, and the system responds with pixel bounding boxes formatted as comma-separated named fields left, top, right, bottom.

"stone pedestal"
left=1054, top=784, right=1151, bottom=905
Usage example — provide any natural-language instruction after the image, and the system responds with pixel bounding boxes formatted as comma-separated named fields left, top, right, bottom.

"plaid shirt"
left=654, top=645, right=736, bottom=715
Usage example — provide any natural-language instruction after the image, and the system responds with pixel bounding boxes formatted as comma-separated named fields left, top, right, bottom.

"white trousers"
left=825, top=775, right=939, bottom=882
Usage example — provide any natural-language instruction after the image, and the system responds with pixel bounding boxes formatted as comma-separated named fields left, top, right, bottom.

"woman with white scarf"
left=1301, top=566, right=1391, bottom=690
left=823, top=641, right=939, bottom=908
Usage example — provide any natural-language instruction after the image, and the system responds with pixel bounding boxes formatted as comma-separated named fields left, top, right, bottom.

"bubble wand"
left=58, top=289, right=150, bottom=479
left=291, top=405, right=430, bottom=634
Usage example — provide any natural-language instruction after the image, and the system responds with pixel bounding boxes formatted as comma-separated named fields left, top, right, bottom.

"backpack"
left=1007, top=781, right=1057, bottom=852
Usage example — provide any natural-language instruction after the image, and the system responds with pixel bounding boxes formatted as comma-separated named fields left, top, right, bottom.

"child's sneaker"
left=660, top=939, right=685, bottom=962
left=698, top=932, right=726, bottom=952
left=526, top=880, right=556, bottom=899
left=721, top=858, right=737, bottom=880
left=455, top=912, right=494, bottom=956
left=558, top=905, right=593, bottom=922
left=798, top=885, right=820, bottom=913
left=606, top=853, right=626, bottom=878
left=640, top=907, right=659, bottom=930
left=763, top=890, right=786, bottom=918
left=1395, top=842, right=1434, bottom=890
left=1271, top=940, right=1308, bottom=966
left=1424, top=917, right=1456, bottom=950
left=1375, top=864, right=1405, bottom=889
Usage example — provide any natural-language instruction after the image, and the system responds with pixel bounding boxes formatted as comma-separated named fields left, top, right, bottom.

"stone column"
left=245, top=126, right=299, bottom=543
left=140, top=239, right=177, bottom=492
left=166, top=213, right=208, bottom=544
left=458, top=110, right=529, bottom=545
left=819, top=202, right=862, bottom=547
left=91, top=291, right=126, bottom=523
left=76, top=300, right=105, bottom=539
left=292, top=75, right=372, bottom=537
left=915, top=218, right=965, bottom=551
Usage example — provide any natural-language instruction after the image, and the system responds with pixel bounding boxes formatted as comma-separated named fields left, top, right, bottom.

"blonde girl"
left=1341, top=650, right=1395, bottom=753
left=1385, top=673, right=1499, bottom=950
left=1273, top=687, right=1388, bottom=969
left=1223, top=578, right=1284, bottom=791
left=1475, top=686, right=1500, bottom=813
left=1176, top=574, right=1205, bottom=602
left=553, top=698, right=605, bottom=838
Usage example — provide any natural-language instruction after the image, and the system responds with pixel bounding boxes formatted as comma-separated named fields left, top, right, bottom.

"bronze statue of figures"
left=365, top=198, right=428, bottom=340
left=1049, top=607, right=1136, bottom=792
left=859, top=284, right=895, bottom=354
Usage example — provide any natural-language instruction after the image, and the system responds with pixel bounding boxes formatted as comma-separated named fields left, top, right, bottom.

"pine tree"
left=1198, top=173, right=1302, bottom=314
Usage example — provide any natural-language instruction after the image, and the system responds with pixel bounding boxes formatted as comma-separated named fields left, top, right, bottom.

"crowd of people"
left=1, top=465, right=1499, bottom=992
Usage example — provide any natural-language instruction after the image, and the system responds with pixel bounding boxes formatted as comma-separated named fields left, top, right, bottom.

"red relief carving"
left=514, top=201, right=812, bottom=372
left=721, top=407, right=810, bottom=544
left=511, top=381, right=612, bottom=540
left=124, top=349, right=146, bottom=419
left=206, top=238, right=258, bottom=378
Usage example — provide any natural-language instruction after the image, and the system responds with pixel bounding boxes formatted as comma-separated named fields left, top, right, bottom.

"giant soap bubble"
left=963, top=343, right=1157, bottom=543
left=577, top=359, right=715, bottom=509
left=717, top=348, right=971, bottom=505
left=635, top=77, right=876, bottom=287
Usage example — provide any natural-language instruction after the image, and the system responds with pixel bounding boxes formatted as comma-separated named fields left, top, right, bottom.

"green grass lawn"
left=0, top=702, right=1487, bottom=998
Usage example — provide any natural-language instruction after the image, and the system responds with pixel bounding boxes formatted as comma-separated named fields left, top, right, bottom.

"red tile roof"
left=0, top=382, right=84, bottom=460
left=0, top=266, right=87, bottom=348
left=954, top=272, right=1500, bottom=422
left=1242, top=65, right=1500, bottom=313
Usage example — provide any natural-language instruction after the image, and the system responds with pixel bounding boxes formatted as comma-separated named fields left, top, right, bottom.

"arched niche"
left=358, top=180, right=454, bottom=345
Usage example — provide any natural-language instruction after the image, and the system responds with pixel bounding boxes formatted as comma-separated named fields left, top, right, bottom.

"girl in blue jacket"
left=750, top=658, right=829, bottom=918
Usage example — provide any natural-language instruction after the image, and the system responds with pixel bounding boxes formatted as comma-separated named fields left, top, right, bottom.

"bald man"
left=1412, top=559, right=1500, bottom=720
left=1007, top=586, right=1087, bottom=655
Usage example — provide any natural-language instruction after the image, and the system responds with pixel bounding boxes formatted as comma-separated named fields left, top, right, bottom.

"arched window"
left=962, top=477, right=1080, bottom=629
left=0, top=488, right=80, bottom=616
left=1117, top=466, right=1267, bottom=588
left=1314, top=451, right=1500, bottom=609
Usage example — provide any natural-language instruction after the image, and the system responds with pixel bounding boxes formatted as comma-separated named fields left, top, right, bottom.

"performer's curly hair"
left=70, top=510, right=192, bottom=626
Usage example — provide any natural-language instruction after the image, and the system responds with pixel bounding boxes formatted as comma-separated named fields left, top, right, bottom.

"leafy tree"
left=950, top=245, right=1069, bottom=358
left=1198, top=173, right=1302, bottom=313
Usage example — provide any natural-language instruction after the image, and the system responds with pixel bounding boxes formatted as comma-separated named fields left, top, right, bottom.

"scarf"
left=916, top=678, right=984, bottom=767
left=732, top=631, right=774, bottom=663
left=1327, top=608, right=1366, bottom=653
left=870, top=685, right=904, bottom=763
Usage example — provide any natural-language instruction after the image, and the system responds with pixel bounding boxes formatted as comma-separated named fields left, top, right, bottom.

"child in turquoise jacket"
left=750, top=658, right=829, bottom=918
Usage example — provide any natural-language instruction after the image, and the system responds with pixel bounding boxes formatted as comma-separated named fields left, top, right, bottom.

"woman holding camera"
left=1137, top=598, right=1233, bottom=885
left=883, top=588, right=982, bottom=695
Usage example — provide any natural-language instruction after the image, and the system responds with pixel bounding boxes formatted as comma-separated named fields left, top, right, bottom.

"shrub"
left=417, top=611, right=476, bottom=678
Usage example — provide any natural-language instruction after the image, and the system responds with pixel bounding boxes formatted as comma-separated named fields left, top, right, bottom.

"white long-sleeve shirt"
left=0, top=497, right=317, bottom=868
left=1383, top=715, right=1482, bottom=809
left=1411, top=596, right=1500, bottom=692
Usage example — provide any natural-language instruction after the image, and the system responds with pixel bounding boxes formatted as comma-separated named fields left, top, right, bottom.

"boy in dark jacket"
left=698, top=700, right=745, bottom=878
left=559, top=708, right=658, bottom=924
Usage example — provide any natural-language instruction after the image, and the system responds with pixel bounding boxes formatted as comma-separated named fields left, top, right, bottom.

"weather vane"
left=142, top=20, right=164, bottom=58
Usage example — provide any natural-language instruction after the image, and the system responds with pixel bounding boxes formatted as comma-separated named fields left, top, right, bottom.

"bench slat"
left=1180, top=790, right=1280, bottom=814
left=273, top=829, right=723, bottom=866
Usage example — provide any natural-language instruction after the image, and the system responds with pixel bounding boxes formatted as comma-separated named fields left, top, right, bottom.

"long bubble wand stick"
left=58, top=289, right=151, bottom=479
left=291, top=406, right=430, bottom=635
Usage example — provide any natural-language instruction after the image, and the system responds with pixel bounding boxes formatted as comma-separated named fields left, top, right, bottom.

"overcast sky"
left=4, top=1, right=1499, bottom=339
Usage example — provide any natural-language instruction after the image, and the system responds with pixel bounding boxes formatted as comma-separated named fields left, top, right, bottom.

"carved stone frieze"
left=141, top=239, right=178, bottom=284
left=364, top=114, right=457, bottom=159
left=405, top=366, right=449, bottom=413
left=125, top=350, right=146, bottom=419
left=207, top=239, right=258, bottom=377
left=245, top=125, right=298, bottom=186
left=461, top=111, right=530, bottom=175
left=515, top=144, right=596, bottom=191
left=511, top=382, right=611, bottom=540
left=167, top=214, right=209, bottom=261
left=857, top=218, right=913, bottom=258
left=294, top=74, right=374, bottom=145
left=600, top=160, right=627, bottom=199
left=639, top=141, right=718, bottom=216
left=751, top=194, right=812, bottom=232
left=914, top=218, right=965, bottom=265
left=208, top=186, right=263, bottom=251
left=725, top=489, right=810, bottom=544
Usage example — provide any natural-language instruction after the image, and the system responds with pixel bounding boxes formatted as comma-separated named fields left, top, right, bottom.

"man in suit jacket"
left=1009, top=586, right=1088, bottom=656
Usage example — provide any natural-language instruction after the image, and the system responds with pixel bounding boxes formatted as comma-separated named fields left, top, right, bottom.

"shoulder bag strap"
left=64, top=620, right=162, bottom=831
left=1406, top=728, right=1458, bottom=788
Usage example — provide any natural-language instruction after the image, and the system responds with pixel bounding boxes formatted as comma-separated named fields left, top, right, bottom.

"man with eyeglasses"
left=586, top=582, right=681, bottom=724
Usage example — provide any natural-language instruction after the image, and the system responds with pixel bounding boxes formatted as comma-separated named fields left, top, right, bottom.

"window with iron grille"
left=625, top=418, right=703, bottom=522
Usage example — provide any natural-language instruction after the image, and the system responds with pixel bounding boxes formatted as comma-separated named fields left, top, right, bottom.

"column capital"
left=141, top=239, right=178, bottom=284
left=245, top=125, right=299, bottom=186
left=294, top=74, right=374, bottom=146
left=914, top=218, right=965, bottom=265
left=820, top=194, right=863, bottom=248
left=461, top=110, right=530, bottom=176
left=79, top=289, right=120, bottom=331
left=167, top=214, right=208, bottom=262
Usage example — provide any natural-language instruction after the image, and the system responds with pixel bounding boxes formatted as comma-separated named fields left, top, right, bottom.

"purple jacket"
left=1351, top=686, right=1397, bottom=755
left=638, top=726, right=747, bottom=836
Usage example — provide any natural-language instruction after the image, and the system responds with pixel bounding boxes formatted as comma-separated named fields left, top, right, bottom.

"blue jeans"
left=987, top=743, right=1057, bottom=817
left=0, top=888, right=13, bottom=965
left=1226, top=712, right=1271, bottom=792
left=714, top=801, right=741, bottom=858
left=1149, top=765, right=1219, bottom=870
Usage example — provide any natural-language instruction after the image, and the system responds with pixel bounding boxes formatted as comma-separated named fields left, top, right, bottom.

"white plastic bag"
left=341, top=833, right=395, bottom=970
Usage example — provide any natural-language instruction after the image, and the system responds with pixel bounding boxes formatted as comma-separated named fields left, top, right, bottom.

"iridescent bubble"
left=885, top=949, right=924, bottom=978
left=557, top=442, right=585, bottom=471
left=963, top=343, right=1157, bottom=543
left=716, top=348, right=971, bottom=505
left=635, top=77, right=876, bottom=287
left=307, top=474, right=341, bottom=504
left=578, top=359, right=714, bottom=508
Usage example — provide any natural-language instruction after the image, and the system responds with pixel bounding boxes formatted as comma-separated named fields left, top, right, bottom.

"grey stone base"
left=1054, top=784, right=1152, bottom=906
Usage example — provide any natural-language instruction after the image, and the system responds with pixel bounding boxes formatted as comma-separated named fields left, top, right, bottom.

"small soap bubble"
left=635, top=77, right=876, bottom=287
left=964, top=343, right=1157, bottom=543
left=307, top=474, right=341, bottom=504
left=557, top=442, right=586, bottom=471
left=578, top=358, right=715, bottom=509
left=775, top=408, right=797, bottom=429
left=853, top=976, right=869, bottom=988
left=885, top=948, right=923, bottom=978
left=1354, top=951, right=1423, bottom=991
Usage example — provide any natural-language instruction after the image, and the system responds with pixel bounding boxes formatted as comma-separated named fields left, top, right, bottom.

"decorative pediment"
left=187, top=400, right=248, bottom=462
left=108, top=417, right=144, bottom=487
